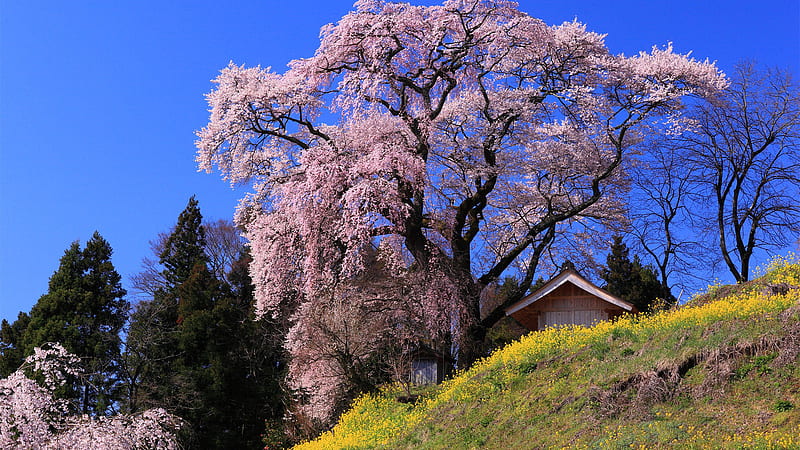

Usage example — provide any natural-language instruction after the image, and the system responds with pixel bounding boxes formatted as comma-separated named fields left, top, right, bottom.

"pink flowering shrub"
left=0, top=343, right=183, bottom=449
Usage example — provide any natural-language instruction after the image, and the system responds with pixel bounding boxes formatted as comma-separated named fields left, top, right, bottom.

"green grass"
left=296, top=257, right=800, bottom=449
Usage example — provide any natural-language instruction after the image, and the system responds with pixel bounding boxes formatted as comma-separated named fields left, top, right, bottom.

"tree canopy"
left=0, top=232, right=127, bottom=414
left=124, top=199, right=286, bottom=449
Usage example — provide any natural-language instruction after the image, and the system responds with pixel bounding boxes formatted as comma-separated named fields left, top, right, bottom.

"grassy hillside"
left=295, top=257, right=800, bottom=449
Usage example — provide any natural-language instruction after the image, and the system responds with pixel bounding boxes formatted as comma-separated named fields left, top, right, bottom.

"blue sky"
left=1, top=0, right=798, bottom=324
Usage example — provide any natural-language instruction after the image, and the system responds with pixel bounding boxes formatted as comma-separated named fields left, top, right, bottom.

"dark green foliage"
left=202, top=251, right=287, bottom=449
left=0, top=312, right=30, bottom=377
left=601, top=235, right=674, bottom=312
left=160, top=196, right=208, bottom=288
left=0, top=232, right=128, bottom=414
left=125, top=197, right=211, bottom=411
left=125, top=198, right=287, bottom=449
left=774, top=400, right=794, bottom=412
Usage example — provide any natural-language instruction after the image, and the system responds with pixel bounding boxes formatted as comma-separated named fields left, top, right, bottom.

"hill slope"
left=296, top=258, right=800, bottom=449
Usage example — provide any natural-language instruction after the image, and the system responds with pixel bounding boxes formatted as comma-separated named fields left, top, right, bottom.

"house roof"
left=409, top=342, right=452, bottom=361
left=504, top=268, right=635, bottom=316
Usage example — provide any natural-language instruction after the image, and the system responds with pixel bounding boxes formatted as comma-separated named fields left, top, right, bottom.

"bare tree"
left=686, top=62, right=800, bottom=282
left=629, top=140, right=710, bottom=295
left=129, top=233, right=169, bottom=300
left=130, top=219, right=244, bottom=299
left=204, top=219, right=245, bottom=283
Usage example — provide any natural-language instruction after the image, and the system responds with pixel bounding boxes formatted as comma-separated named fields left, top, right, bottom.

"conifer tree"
left=0, top=312, right=30, bottom=377
left=125, top=199, right=287, bottom=449
left=203, top=250, right=287, bottom=449
left=126, top=197, right=214, bottom=415
left=601, top=236, right=674, bottom=312
left=602, top=237, right=636, bottom=301
left=2, top=233, right=127, bottom=414
left=161, top=196, right=208, bottom=288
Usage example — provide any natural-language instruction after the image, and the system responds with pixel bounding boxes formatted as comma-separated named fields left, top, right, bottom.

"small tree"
left=5, top=233, right=128, bottom=415
left=286, top=295, right=393, bottom=428
left=0, top=343, right=183, bottom=449
left=601, top=236, right=673, bottom=312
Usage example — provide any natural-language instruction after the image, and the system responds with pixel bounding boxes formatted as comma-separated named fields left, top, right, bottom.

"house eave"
left=505, top=269, right=635, bottom=316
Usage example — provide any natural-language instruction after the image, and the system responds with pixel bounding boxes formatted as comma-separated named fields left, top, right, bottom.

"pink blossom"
left=0, top=344, right=183, bottom=449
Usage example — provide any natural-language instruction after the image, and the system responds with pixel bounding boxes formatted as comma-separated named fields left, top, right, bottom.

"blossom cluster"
left=0, top=343, right=183, bottom=449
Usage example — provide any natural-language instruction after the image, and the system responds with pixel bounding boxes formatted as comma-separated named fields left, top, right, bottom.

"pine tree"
left=160, top=196, right=208, bottom=288
left=125, top=199, right=288, bottom=448
left=601, top=235, right=673, bottom=312
left=126, top=197, right=213, bottom=413
left=602, top=237, right=636, bottom=302
left=79, top=232, right=129, bottom=412
left=8, top=233, right=128, bottom=414
left=0, top=312, right=30, bottom=377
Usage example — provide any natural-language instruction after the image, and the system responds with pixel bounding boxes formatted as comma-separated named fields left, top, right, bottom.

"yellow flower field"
left=296, top=257, right=800, bottom=449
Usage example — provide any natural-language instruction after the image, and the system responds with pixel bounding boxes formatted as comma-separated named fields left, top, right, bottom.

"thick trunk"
left=449, top=273, right=486, bottom=369
left=457, top=320, right=488, bottom=369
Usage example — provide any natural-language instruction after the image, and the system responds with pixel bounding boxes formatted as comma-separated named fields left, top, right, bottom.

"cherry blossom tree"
left=0, top=343, right=183, bottom=449
left=281, top=243, right=448, bottom=431
left=197, top=0, right=726, bottom=367
left=285, top=294, right=392, bottom=427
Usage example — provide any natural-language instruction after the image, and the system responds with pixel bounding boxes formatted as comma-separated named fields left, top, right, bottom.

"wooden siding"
left=540, top=309, right=607, bottom=329
left=510, top=282, right=627, bottom=331
left=411, top=358, right=439, bottom=385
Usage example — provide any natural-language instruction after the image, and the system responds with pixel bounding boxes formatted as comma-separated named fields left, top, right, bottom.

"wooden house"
left=504, top=268, right=637, bottom=331
left=409, top=345, right=449, bottom=385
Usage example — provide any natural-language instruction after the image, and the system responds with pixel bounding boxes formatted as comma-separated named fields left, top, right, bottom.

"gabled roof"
left=505, top=268, right=635, bottom=316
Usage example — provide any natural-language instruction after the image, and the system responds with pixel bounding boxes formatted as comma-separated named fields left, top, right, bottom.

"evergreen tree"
left=161, top=195, right=208, bottom=288
left=4, top=233, right=128, bottom=414
left=601, top=235, right=674, bottom=312
left=125, top=199, right=287, bottom=449
left=601, top=237, right=636, bottom=301
left=197, top=250, right=287, bottom=449
left=0, top=312, right=30, bottom=377
left=126, top=196, right=213, bottom=415
left=79, top=232, right=129, bottom=412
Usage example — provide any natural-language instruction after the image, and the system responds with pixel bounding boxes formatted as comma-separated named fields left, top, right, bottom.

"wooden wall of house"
left=510, top=283, right=627, bottom=331
left=409, top=346, right=451, bottom=385
left=536, top=284, right=614, bottom=311
left=411, top=358, right=439, bottom=385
